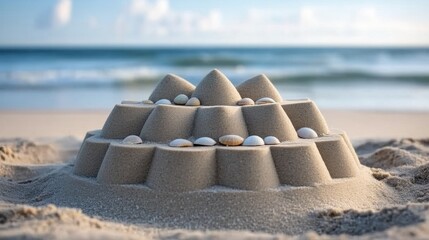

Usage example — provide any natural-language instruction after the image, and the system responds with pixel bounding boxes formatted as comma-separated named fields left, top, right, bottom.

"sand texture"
left=2, top=137, right=429, bottom=239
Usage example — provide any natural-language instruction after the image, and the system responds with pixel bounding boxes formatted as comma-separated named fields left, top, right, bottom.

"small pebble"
left=122, top=135, right=143, bottom=144
left=155, top=99, right=172, bottom=105
left=174, top=94, right=189, bottom=105
left=186, top=97, right=201, bottom=106
left=256, top=97, right=276, bottom=105
left=194, top=137, right=217, bottom=146
left=243, top=135, right=264, bottom=146
left=264, top=136, right=280, bottom=145
left=297, top=127, right=318, bottom=139
left=219, top=135, right=244, bottom=146
left=169, top=139, right=193, bottom=147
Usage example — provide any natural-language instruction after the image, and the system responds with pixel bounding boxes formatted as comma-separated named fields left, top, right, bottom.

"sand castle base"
left=70, top=69, right=373, bottom=231
left=65, top=69, right=390, bottom=232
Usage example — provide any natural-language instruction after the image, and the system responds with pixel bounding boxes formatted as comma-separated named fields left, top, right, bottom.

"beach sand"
left=1, top=109, right=429, bottom=239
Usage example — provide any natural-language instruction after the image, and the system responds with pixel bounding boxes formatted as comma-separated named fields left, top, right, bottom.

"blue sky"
left=0, top=0, right=428, bottom=46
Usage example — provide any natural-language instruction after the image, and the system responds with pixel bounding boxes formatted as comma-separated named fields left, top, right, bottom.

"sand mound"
left=148, top=74, right=195, bottom=102
left=316, top=204, right=426, bottom=235
left=236, top=74, right=283, bottom=102
left=191, top=69, right=242, bottom=105
left=361, top=147, right=426, bottom=169
left=0, top=138, right=76, bottom=165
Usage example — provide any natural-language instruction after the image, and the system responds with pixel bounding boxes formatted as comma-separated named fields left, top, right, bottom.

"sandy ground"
left=1, top=110, right=429, bottom=239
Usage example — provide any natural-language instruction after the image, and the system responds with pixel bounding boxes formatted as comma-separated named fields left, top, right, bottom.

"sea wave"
left=1, top=67, right=429, bottom=89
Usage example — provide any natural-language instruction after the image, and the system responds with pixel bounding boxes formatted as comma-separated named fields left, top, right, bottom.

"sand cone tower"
left=74, top=69, right=361, bottom=191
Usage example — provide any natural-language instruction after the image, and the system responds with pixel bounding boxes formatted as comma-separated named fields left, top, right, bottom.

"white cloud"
left=299, top=7, right=316, bottom=26
left=129, top=0, right=169, bottom=21
left=116, top=0, right=222, bottom=37
left=36, top=0, right=72, bottom=29
left=55, top=0, right=72, bottom=26
left=112, top=1, right=429, bottom=45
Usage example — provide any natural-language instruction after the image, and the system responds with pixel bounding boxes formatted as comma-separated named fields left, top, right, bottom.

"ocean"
left=0, top=47, right=428, bottom=110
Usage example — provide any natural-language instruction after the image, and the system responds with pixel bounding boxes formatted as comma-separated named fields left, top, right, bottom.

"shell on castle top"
left=264, top=136, right=280, bottom=145
left=155, top=99, right=172, bottom=105
left=169, top=139, right=193, bottom=147
left=174, top=94, right=189, bottom=105
left=186, top=97, right=201, bottom=106
left=122, top=135, right=143, bottom=144
left=297, top=127, right=318, bottom=139
left=256, top=97, right=276, bottom=105
left=219, top=135, right=244, bottom=146
left=194, top=137, right=217, bottom=146
left=237, top=98, right=255, bottom=106
left=243, top=135, right=265, bottom=146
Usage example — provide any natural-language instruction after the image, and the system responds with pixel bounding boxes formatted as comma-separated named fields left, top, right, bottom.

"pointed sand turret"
left=192, top=69, right=242, bottom=105
left=149, top=74, right=195, bottom=102
left=236, top=74, right=282, bottom=102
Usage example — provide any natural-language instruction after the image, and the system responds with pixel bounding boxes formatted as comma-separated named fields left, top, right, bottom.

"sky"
left=0, top=0, right=429, bottom=47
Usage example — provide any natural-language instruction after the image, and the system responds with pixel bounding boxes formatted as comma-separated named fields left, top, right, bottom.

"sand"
left=1, top=130, right=429, bottom=239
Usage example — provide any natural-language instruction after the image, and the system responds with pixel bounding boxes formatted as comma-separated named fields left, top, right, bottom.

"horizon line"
left=1, top=44, right=429, bottom=49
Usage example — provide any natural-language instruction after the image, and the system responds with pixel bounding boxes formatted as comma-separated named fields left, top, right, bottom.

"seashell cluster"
left=122, top=135, right=143, bottom=144
left=219, top=135, right=244, bottom=146
left=263, top=136, right=280, bottom=145
left=256, top=97, right=276, bottom=105
left=169, top=139, right=193, bottom=147
left=237, top=98, right=255, bottom=106
left=242, top=135, right=264, bottom=146
left=174, top=94, right=189, bottom=105
left=297, top=127, right=318, bottom=139
left=186, top=97, right=201, bottom=106
left=194, top=137, right=217, bottom=146
left=155, top=99, right=172, bottom=105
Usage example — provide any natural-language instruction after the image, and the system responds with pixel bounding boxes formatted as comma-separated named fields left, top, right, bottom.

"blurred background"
left=0, top=0, right=428, bottom=110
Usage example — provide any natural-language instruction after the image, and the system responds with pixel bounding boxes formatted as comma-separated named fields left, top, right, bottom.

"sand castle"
left=73, top=69, right=361, bottom=191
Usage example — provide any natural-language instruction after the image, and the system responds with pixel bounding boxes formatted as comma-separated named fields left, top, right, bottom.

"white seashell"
left=297, top=127, right=318, bottom=139
left=243, top=135, right=264, bottom=146
left=186, top=97, right=201, bottom=106
left=142, top=100, right=154, bottom=104
left=264, top=136, right=280, bottom=145
left=169, top=138, right=193, bottom=147
left=237, top=98, right=255, bottom=106
left=155, top=99, right=172, bottom=105
left=256, top=97, right=276, bottom=105
left=194, top=137, right=217, bottom=146
left=219, top=135, right=244, bottom=146
left=174, top=94, right=189, bottom=105
left=122, top=135, right=143, bottom=144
